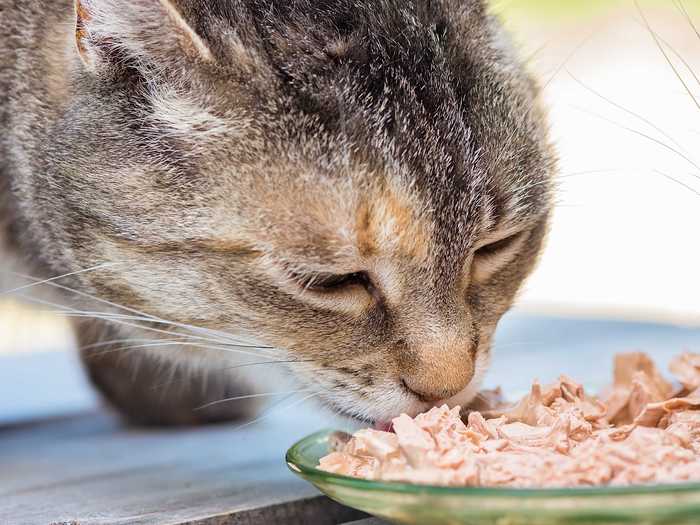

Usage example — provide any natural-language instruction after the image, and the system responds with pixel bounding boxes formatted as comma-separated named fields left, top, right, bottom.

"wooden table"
left=0, top=348, right=375, bottom=525
left=0, top=411, right=376, bottom=525
left=2, top=313, right=699, bottom=524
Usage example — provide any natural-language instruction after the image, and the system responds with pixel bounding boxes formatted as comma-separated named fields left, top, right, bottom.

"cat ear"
left=74, top=0, right=214, bottom=73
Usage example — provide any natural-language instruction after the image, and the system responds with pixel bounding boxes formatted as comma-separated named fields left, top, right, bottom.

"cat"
left=0, top=0, right=556, bottom=426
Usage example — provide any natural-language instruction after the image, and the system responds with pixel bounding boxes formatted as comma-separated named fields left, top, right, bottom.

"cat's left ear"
left=74, top=0, right=214, bottom=74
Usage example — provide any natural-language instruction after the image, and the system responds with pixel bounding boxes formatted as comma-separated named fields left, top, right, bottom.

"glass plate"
left=287, top=430, right=700, bottom=525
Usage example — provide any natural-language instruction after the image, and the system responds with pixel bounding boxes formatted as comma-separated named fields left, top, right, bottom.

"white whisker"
left=654, top=169, right=700, bottom=198
left=567, top=69, right=690, bottom=156
left=233, top=391, right=321, bottom=432
left=641, top=14, right=700, bottom=91
left=79, top=338, right=190, bottom=351
left=149, top=358, right=313, bottom=391
left=570, top=104, right=700, bottom=177
left=195, top=389, right=311, bottom=411
left=54, top=310, right=268, bottom=349
left=83, top=340, right=281, bottom=361
left=7, top=268, right=271, bottom=349
left=1, top=263, right=121, bottom=296
left=22, top=294, right=279, bottom=358
left=514, top=168, right=623, bottom=196
left=636, top=1, right=700, bottom=112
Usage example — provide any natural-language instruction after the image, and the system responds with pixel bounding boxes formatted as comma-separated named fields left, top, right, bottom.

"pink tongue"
left=373, top=421, right=394, bottom=432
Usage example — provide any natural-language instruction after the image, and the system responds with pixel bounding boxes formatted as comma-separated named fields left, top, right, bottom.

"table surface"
left=0, top=413, right=371, bottom=525
left=2, top=313, right=699, bottom=525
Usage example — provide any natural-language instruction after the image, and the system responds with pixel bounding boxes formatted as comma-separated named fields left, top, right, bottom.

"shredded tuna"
left=670, top=353, right=700, bottom=392
left=319, top=352, right=700, bottom=488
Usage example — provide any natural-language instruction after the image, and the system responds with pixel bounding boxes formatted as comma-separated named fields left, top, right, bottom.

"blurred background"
left=1, top=0, right=699, bottom=422
left=496, top=0, right=700, bottom=325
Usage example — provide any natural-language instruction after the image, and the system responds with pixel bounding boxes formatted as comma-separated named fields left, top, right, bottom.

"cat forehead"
left=211, top=153, right=537, bottom=269
left=135, top=0, right=552, bottom=258
left=147, top=86, right=550, bottom=264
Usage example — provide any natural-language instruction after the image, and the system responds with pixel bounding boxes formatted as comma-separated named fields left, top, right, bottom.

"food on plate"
left=319, top=352, right=700, bottom=487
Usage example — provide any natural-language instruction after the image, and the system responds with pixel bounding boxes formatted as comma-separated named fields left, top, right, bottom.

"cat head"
left=44, top=0, right=555, bottom=421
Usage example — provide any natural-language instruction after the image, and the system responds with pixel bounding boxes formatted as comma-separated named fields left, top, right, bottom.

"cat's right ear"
left=74, top=0, right=214, bottom=74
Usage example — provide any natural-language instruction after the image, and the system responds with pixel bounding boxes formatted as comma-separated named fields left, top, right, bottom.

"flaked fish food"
left=319, top=352, right=700, bottom=488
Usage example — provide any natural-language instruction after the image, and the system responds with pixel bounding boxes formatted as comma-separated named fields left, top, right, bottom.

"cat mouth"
left=318, top=395, right=401, bottom=429
left=372, top=420, right=394, bottom=432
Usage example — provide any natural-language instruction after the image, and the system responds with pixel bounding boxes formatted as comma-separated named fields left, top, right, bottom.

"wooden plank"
left=184, top=498, right=367, bottom=525
left=45, top=497, right=366, bottom=525
left=0, top=412, right=364, bottom=525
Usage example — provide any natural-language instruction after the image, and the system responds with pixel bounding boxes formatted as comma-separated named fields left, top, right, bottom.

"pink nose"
left=401, top=353, right=475, bottom=402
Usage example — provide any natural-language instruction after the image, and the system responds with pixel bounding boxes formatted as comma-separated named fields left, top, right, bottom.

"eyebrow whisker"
left=653, top=169, right=700, bottom=198
left=570, top=104, right=700, bottom=179
left=567, top=68, right=690, bottom=157
left=635, top=0, right=700, bottom=112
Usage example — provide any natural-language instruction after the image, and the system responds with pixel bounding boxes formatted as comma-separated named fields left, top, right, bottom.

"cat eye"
left=474, top=232, right=523, bottom=258
left=470, top=231, right=526, bottom=283
left=292, top=271, right=372, bottom=293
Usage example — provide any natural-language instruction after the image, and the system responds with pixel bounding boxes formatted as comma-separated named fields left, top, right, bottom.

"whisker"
left=79, top=338, right=190, bottom=351
left=52, top=310, right=275, bottom=353
left=639, top=12, right=700, bottom=91
left=539, top=29, right=597, bottom=95
left=194, top=389, right=311, bottom=411
left=81, top=340, right=280, bottom=362
left=232, top=391, right=321, bottom=432
left=570, top=104, right=700, bottom=178
left=511, top=169, right=623, bottom=196
left=1, top=263, right=121, bottom=296
left=78, top=332, right=279, bottom=361
left=653, top=169, right=700, bottom=197
left=8, top=268, right=270, bottom=349
left=635, top=1, right=700, bottom=111
left=492, top=29, right=598, bottom=169
left=558, top=168, right=624, bottom=179
left=54, top=310, right=268, bottom=349
left=566, top=69, right=689, bottom=156
left=149, top=358, right=316, bottom=391
left=675, top=1, right=700, bottom=48
left=23, top=295, right=279, bottom=358
left=522, top=39, right=551, bottom=67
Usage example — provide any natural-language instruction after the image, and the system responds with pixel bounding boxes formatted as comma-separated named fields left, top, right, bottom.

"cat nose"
left=400, top=350, right=475, bottom=403
left=401, top=378, right=459, bottom=402
left=401, top=373, right=471, bottom=402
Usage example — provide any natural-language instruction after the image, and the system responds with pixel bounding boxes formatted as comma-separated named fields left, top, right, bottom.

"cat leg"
left=75, top=319, right=260, bottom=426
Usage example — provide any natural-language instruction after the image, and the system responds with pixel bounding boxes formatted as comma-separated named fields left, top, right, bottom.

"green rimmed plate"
left=287, top=430, right=700, bottom=525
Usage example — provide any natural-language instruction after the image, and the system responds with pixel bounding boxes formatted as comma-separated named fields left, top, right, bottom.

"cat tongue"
left=373, top=421, right=394, bottom=433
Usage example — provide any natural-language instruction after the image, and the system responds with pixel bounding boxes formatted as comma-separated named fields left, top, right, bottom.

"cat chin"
left=312, top=384, right=427, bottom=424
left=287, top=349, right=491, bottom=424
left=316, top=376, right=486, bottom=426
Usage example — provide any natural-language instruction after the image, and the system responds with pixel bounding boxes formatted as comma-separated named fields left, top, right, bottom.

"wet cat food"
left=319, top=352, right=700, bottom=487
